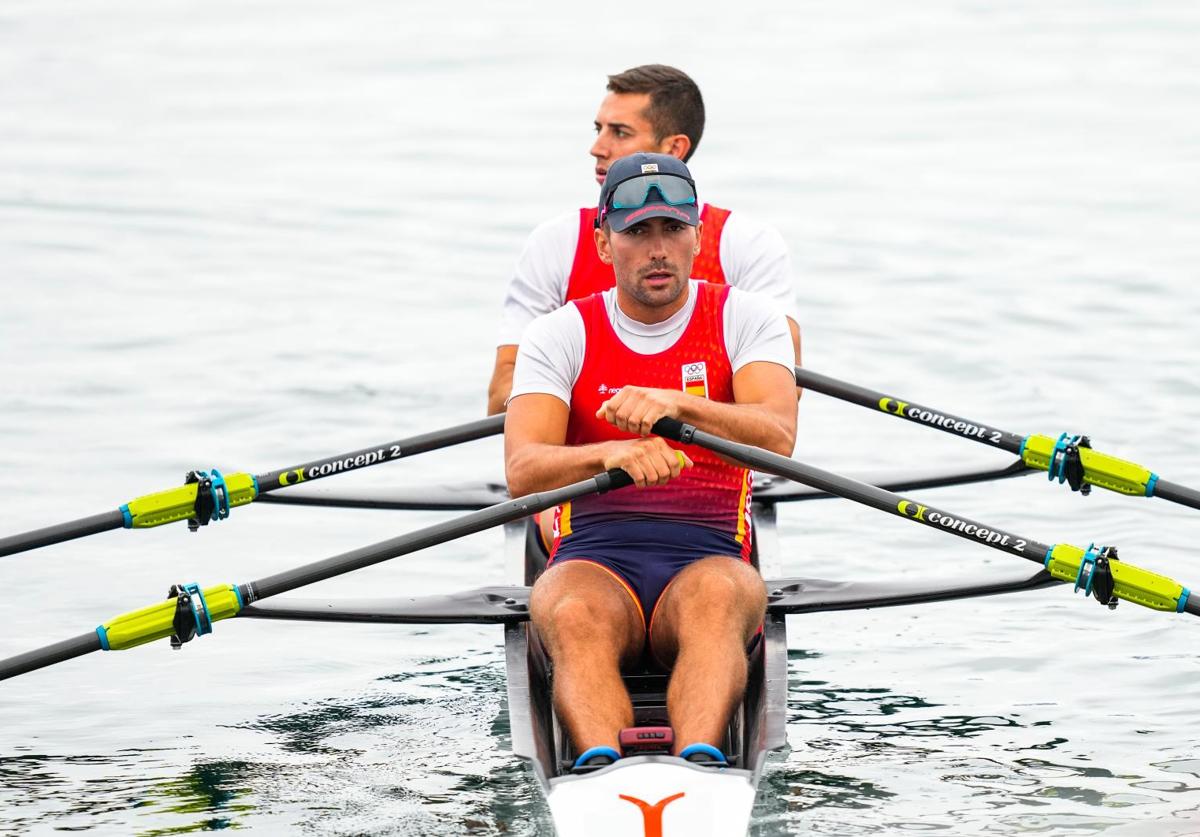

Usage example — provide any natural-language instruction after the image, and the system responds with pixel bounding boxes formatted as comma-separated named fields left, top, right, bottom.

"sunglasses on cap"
left=602, top=173, right=698, bottom=216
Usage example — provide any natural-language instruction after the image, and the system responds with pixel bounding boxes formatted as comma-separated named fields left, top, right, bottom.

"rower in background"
left=504, top=152, right=798, bottom=771
left=487, top=63, right=801, bottom=415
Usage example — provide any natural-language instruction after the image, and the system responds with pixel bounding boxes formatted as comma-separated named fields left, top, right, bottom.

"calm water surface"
left=2, top=1, right=1199, bottom=834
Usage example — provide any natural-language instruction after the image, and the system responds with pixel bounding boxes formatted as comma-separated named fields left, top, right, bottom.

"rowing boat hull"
left=546, top=757, right=757, bottom=836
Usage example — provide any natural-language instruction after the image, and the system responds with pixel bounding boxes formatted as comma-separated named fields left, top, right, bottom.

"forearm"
left=487, top=374, right=512, bottom=416
left=506, top=440, right=616, bottom=498
left=487, top=345, right=519, bottom=416
left=674, top=395, right=796, bottom=457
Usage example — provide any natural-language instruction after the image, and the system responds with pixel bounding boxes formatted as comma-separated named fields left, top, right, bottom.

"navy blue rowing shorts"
left=548, top=518, right=748, bottom=633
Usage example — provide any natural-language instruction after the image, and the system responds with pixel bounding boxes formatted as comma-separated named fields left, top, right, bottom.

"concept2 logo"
left=895, top=500, right=1027, bottom=551
left=877, top=396, right=1002, bottom=444
left=277, top=446, right=405, bottom=486
left=618, top=793, right=686, bottom=837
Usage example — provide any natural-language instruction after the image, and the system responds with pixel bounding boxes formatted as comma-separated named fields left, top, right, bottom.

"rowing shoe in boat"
left=242, top=497, right=1055, bottom=836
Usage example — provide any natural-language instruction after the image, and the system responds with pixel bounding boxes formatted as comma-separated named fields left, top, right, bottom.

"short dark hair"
left=606, top=65, right=705, bottom=162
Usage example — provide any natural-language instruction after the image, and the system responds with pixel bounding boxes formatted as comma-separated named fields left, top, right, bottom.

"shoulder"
left=722, top=284, right=779, bottom=322
left=522, top=208, right=582, bottom=252
left=521, top=300, right=586, bottom=351
left=714, top=207, right=786, bottom=252
left=511, top=302, right=587, bottom=405
left=704, top=204, right=795, bottom=311
left=721, top=286, right=794, bottom=374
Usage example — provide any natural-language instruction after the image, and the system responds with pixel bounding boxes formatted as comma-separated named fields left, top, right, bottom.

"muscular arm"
left=505, top=393, right=690, bottom=497
left=596, top=360, right=798, bottom=458
left=486, top=345, right=519, bottom=415
left=718, top=213, right=802, bottom=378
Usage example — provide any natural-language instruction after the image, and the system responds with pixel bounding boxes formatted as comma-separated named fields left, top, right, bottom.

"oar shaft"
left=795, top=366, right=1200, bottom=513
left=0, top=468, right=632, bottom=682
left=0, top=415, right=507, bottom=559
left=245, top=470, right=621, bottom=600
left=1153, top=478, right=1200, bottom=512
left=0, top=632, right=101, bottom=680
left=255, top=415, right=505, bottom=492
left=664, top=420, right=1051, bottom=564
left=653, top=418, right=1196, bottom=617
left=794, top=367, right=1025, bottom=453
left=0, top=511, right=125, bottom=559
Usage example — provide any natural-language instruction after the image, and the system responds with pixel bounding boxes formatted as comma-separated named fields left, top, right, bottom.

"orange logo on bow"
left=618, top=792, right=686, bottom=837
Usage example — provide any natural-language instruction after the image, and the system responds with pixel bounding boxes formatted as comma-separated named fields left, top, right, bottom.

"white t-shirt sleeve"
left=722, top=287, right=795, bottom=375
left=497, top=210, right=580, bottom=346
left=718, top=210, right=797, bottom=320
left=508, top=304, right=587, bottom=407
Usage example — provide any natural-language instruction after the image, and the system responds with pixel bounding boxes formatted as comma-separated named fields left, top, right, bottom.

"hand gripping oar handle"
left=0, top=415, right=506, bottom=559
left=651, top=417, right=1200, bottom=618
left=792, top=367, right=1200, bottom=512
left=0, top=468, right=633, bottom=682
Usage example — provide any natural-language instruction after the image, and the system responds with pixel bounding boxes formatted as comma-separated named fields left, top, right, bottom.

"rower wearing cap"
left=487, top=63, right=801, bottom=415
left=505, top=152, right=797, bottom=770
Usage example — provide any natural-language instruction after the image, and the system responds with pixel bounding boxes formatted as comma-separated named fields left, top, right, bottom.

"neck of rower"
left=614, top=280, right=692, bottom=325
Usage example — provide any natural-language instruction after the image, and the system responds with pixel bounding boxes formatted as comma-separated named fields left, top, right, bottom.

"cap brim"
left=606, top=203, right=701, bottom=233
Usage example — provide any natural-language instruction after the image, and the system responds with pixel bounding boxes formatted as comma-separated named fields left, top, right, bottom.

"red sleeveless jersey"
left=565, top=204, right=732, bottom=302
left=554, top=282, right=752, bottom=555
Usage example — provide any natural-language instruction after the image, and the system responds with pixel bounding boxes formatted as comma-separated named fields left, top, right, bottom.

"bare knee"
left=536, top=595, right=611, bottom=650
left=530, top=574, right=641, bottom=661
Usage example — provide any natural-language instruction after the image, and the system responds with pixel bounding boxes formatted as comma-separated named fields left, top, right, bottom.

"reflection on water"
left=0, top=653, right=549, bottom=835
left=0, top=751, right=254, bottom=835
left=225, top=652, right=549, bottom=835
left=139, top=761, right=256, bottom=834
left=759, top=655, right=1200, bottom=835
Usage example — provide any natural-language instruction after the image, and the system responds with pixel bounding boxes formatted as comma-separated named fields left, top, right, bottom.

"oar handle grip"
left=651, top=417, right=691, bottom=443
left=598, top=468, right=635, bottom=492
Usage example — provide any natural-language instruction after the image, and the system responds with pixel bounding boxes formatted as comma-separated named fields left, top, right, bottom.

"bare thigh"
left=529, top=560, right=646, bottom=667
left=648, top=556, right=767, bottom=667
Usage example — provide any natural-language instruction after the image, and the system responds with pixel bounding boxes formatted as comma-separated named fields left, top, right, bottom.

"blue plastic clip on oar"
left=1048, top=433, right=1090, bottom=494
left=169, top=582, right=214, bottom=649
left=1070, top=543, right=1119, bottom=609
left=1073, top=543, right=1103, bottom=596
left=187, top=468, right=232, bottom=531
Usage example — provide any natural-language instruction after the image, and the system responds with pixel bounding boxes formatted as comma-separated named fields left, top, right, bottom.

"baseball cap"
left=597, top=152, right=700, bottom=233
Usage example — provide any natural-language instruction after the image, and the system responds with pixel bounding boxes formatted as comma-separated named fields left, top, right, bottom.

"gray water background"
left=2, top=1, right=1199, bottom=834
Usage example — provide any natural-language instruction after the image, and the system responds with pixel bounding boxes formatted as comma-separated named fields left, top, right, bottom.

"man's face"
left=590, top=92, right=670, bottom=185
left=595, top=217, right=702, bottom=317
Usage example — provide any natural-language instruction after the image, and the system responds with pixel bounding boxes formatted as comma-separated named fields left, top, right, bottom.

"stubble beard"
left=623, top=261, right=687, bottom=310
